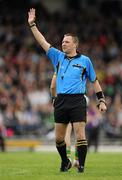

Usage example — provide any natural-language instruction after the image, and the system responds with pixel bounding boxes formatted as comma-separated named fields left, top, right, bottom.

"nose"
left=62, top=43, right=66, bottom=47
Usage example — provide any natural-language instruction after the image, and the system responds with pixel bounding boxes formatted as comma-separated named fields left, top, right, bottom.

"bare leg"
left=65, top=123, right=72, bottom=159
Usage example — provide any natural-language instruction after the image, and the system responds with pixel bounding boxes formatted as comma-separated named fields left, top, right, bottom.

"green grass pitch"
left=0, top=152, right=122, bottom=180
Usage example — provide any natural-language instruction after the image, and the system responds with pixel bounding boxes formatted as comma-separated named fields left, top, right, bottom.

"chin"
left=62, top=49, right=66, bottom=52
left=63, top=49, right=68, bottom=54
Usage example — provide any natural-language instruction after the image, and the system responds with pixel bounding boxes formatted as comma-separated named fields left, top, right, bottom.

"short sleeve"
left=87, top=58, right=96, bottom=82
left=46, top=47, right=62, bottom=67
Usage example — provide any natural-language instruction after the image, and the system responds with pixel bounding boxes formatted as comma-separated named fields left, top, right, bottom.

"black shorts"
left=54, top=94, right=86, bottom=124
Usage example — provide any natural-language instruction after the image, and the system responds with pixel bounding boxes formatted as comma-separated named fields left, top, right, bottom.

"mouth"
left=62, top=46, right=67, bottom=50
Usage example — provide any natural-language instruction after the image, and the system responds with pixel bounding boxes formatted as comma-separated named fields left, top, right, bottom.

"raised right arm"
left=28, top=8, right=51, bottom=52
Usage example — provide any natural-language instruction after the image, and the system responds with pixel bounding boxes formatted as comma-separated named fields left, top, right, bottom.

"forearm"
left=50, top=87, right=56, bottom=97
left=30, top=25, right=51, bottom=52
left=93, top=79, right=103, bottom=93
left=93, top=79, right=106, bottom=106
left=50, top=74, right=57, bottom=98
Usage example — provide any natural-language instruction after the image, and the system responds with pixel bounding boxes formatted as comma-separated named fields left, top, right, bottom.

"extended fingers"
left=28, top=8, right=35, bottom=15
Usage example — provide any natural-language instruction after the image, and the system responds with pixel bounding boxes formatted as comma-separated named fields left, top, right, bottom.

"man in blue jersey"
left=28, top=8, right=107, bottom=173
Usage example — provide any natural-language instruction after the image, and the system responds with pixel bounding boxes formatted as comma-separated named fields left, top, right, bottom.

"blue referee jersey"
left=46, top=47, right=96, bottom=94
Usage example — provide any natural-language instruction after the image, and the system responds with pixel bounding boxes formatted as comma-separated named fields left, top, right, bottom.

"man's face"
left=62, top=36, right=77, bottom=54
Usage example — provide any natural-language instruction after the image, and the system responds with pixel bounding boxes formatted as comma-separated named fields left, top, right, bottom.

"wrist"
left=99, top=99, right=106, bottom=105
left=96, top=91, right=105, bottom=100
left=96, top=91, right=106, bottom=108
left=29, top=22, right=36, bottom=28
left=52, top=96, right=56, bottom=101
left=51, top=96, right=56, bottom=104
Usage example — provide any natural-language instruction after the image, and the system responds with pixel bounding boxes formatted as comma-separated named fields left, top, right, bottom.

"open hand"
left=28, top=8, right=36, bottom=26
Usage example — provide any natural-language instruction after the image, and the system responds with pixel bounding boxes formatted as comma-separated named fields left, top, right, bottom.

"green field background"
left=0, top=152, right=122, bottom=180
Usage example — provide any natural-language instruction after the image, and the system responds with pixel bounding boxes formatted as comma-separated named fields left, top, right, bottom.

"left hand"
left=98, top=102, right=107, bottom=113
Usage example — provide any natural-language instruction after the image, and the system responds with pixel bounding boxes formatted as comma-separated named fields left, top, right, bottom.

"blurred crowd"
left=0, top=1, right=122, bottom=143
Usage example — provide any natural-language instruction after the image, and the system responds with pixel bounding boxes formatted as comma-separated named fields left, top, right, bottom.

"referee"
left=28, top=8, right=107, bottom=173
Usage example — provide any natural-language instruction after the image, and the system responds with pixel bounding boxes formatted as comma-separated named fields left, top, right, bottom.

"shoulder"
left=81, top=54, right=90, bottom=61
left=46, top=47, right=63, bottom=56
left=79, top=54, right=92, bottom=64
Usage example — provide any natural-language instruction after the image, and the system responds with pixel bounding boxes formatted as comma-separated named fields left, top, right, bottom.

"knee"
left=55, top=132, right=65, bottom=143
left=74, top=126, right=86, bottom=140
left=76, top=131, right=86, bottom=140
left=55, top=137, right=65, bottom=144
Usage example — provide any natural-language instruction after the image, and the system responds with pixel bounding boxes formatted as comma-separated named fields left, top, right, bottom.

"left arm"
left=93, top=79, right=107, bottom=113
left=86, top=57, right=107, bottom=113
